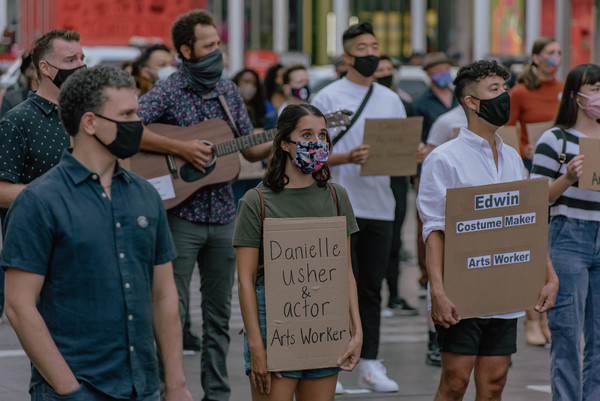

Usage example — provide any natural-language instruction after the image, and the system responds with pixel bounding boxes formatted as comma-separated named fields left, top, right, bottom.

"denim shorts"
left=243, top=286, right=341, bottom=379
left=30, top=382, right=160, bottom=401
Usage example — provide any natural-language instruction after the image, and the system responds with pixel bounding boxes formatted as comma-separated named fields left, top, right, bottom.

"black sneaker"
left=388, top=297, right=418, bottom=315
left=183, top=331, right=201, bottom=351
left=426, top=332, right=442, bottom=367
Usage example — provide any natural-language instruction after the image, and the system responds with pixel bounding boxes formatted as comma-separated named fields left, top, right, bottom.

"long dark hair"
left=263, top=104, right=332, bottom=193
left=264, top=63, right=284, bottom=100
left=232, top=68, right=266, bottom=128
left=517, top=37, right=558, bottom=90
left=554, top=64, right=600, bottom=129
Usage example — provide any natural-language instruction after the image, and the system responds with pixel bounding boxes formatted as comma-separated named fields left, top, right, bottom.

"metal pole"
left=555, top=0, right=570, bottom=80
left=410, top=0, right=426, bottom=55
left=333, top=0, right=349, bottom=56
left=473, top=0, right=490, bottom=60
left=227, top=0, right=244, bottom=76
left=525, top=0, right=541, bottom=54
left=273, top=0, right=289, bottom=54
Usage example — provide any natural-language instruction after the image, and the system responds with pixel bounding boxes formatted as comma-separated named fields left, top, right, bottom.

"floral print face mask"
left=288, top=140, right=330, bottom=174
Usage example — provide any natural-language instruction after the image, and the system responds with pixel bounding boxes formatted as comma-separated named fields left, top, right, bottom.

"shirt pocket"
left=130, top=214, right=159, bottom=264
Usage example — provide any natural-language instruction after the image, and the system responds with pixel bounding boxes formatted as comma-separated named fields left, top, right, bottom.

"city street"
left=0, top=188, right=553, bottom=400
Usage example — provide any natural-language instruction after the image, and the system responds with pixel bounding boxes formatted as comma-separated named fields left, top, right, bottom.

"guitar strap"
left=332, top=83, right=374, bottom=146
left=218, top=94, right=242, bottom=138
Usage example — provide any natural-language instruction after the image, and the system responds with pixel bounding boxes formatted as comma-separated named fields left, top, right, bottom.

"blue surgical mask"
left=431, top=72, right=452, bottom=88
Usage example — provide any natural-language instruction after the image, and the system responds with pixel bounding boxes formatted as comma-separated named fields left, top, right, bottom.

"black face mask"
left=377, top=75, right=393, bottom=88
left=46, top=62, right=86, bottom=89
left=472, top=92, right=511, bottom=127
left=348, top=54, right=380, bottom=77
left=181, top=48, right=223, bottom=93
left=93, top=114, right=144, bottom=159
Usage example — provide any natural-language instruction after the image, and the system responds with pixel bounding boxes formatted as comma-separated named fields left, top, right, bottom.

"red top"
left=507, top=79, right=564, bottom=158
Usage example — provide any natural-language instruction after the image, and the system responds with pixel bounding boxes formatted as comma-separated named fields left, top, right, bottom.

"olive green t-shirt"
left=233, top=181, right=359, bottom=286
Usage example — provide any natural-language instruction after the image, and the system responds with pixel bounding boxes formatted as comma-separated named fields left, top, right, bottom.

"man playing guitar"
left=137, top=9, right=270, bottom=401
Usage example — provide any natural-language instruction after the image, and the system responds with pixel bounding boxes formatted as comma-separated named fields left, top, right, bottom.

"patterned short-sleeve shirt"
left=0, top=92, right=69, bottom=184
left=138, top=70, right=254, bottom=224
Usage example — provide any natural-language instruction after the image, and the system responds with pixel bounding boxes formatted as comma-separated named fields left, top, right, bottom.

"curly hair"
left=58, top=65, right=135, bottom=136
left=263, top=104, right=332, bottom=193
left=171, top=10, right=215, bottom=59
left=453, top=60, right=510, bottom=110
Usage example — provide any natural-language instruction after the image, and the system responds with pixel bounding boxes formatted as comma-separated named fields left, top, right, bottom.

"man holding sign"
left=417, top=60, right=558, bottom=401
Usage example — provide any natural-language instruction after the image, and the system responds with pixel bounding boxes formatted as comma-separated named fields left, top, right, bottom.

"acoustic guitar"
left=129, top=110, right=351, bottom=209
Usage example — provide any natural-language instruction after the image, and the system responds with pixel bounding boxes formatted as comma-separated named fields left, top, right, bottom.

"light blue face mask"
left=430, top=72, right=452, bottom=88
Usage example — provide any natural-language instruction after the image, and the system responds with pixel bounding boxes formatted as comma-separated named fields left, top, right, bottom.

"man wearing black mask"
left=137, top=9, right=270, bottom=401
left=312, top=21, right=406, bottom=393
left=0, top=29, right=85, bottom=320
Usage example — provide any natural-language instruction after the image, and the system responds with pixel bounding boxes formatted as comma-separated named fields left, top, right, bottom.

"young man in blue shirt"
left=1, top=65, right=192, bottom=401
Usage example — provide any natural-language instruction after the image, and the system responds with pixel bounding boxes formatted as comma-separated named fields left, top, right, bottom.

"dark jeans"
left=168, top=216, right=236, bottom=401
left=351, top=218, right=393, bottom=359
left=386, top=177, right=409, bottom=300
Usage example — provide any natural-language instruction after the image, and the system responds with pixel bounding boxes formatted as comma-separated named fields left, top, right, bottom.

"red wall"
left=20, top=0, right=208, bottom=49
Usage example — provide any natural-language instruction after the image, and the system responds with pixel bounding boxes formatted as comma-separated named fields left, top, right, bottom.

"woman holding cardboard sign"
left=506, top=37, right=564, bottom=346
left=233, top=104, right=362, bottom=401
left=531, top=63, right=600, bottom=401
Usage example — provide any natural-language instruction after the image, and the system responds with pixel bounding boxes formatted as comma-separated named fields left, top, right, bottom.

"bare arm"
left=549, top=155, right=583, bottom=203
left=236, top=246, right=279, bottom=395
left=328, top=144, right=371, bottom=167
left=152, top=262, right=193, bottom=401
left=0, top=178, right=26, bottom=208
left=534, top=254, right=559, bottom=313
left=140, top=126, right=212, bottom=171
left=241, top=142, right=272, bottom=162
left=426, top=230, right=460, bottom=328
left=338, top=236, right=362, bottom=371
left=4, top=268, right=80, bottom=395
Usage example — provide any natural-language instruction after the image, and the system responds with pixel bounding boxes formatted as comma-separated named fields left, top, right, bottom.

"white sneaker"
left=335, top=380, right=345, bottom=394
left=358, top=359, right=399, bottom=392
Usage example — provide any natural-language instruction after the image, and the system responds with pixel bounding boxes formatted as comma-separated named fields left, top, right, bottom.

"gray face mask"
left=181, top=48, right=223, bottom=93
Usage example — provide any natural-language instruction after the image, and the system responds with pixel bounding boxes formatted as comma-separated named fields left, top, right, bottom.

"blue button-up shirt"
left=0, top=150, right=177, bottom=399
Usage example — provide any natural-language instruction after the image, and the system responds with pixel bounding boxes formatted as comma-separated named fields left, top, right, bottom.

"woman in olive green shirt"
left=233, top=104, right=362, bottom=401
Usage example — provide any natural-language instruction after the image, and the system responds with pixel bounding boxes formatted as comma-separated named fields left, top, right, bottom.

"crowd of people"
left=0, top=6, right=597, bottom=401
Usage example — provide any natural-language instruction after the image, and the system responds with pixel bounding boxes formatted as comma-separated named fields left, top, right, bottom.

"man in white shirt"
left=312, top=22, right=406, bottom=393
left=417, top=60, right=558, bottom=401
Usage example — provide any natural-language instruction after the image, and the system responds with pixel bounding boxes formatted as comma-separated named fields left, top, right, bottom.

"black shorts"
left=435, top=318, right=517, bottom=356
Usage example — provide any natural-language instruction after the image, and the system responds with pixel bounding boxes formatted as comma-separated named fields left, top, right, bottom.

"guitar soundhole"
left=180, top=162, right=215, bottom=182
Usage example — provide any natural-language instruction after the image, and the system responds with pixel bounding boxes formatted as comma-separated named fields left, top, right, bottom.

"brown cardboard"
left=360, top=117, right=423, bottom=177
left=263, top=216, right=349, bottom=372
left=444, top=178, right=548, bottom=319
left=496, top=126, right=520, bottom=152
left=578, top=137, right=600, bottom=191
left=526, top=121, right=554, bottom=148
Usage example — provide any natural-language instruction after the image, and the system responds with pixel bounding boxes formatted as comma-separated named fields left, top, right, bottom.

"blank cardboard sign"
left=526, top=121, right=554, bottom=148
left=360, top=117, right=423, bottom=177
left=263, top=216, right=349, bottom=372
left=444, top=178, right=548, bottom=319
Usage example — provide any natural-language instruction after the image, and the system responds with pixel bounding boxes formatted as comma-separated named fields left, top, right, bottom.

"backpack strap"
left=552, top=128, right=568, bottom=179
left=254, top=188, right=265, bottom=223
left=327, top=182, right=339, bottom=215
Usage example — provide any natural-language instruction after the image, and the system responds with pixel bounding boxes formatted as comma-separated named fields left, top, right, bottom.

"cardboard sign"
left=263, top=217, right=349, bottom=372
left=444, top=178, right=548, bottom=319
left=579, top=137, right=600, bottom=191
left=360, top=117, right=423, bottom=177
left=526, top=121, right=554, bottom=148
left=496, top=126, right=520, bottom=152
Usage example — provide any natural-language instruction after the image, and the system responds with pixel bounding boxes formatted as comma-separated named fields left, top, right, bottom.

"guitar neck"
left=213, top=128, right=276, bottom=157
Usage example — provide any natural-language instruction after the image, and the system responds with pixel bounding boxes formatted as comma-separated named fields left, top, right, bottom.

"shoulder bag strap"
left=332, top=84, right=374, bottom=146
left=218, top=94, right=242, bottom=138
left=327, top=182, right=339, bottom=215
left=553, top=128, right=568, bottom=179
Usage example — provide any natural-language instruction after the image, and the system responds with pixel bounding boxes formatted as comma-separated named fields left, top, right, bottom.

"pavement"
left=0, top=188, right=553, bottom=400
